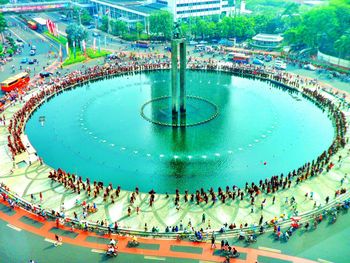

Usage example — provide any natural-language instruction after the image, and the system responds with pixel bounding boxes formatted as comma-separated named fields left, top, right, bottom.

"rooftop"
left=90, top=0, right=166, bottom=16
left=252, top=34, right=284, bottom=42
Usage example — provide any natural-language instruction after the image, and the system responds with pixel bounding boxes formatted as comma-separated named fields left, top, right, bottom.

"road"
left=0, top=16, right=59, bottom=83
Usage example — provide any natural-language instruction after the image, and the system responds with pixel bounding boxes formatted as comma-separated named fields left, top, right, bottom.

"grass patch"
left=86, top=48, right=110, bottom=59
left=44, top=32, right=67, bottom=45
left=62, top=50, right=86, bottom=66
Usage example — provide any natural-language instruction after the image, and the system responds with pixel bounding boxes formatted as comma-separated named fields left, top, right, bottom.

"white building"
left=160, top=0, right=235, bottom=20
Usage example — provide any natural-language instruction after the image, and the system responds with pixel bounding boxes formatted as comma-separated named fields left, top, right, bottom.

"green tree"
left=99, top=15, right=109, bottom=32
left=65, top=24, right=87, bottom=48
left=149, top=11, right=173, bottom=40
left=111, top=20, right=127, bottom=36
left=0, top=13, right=7, bottom=33
left=135, top=22, right=144, bottom=39
left=80, top=10, right=92, bottom=26
left=334, top=32, right=350, bottom=59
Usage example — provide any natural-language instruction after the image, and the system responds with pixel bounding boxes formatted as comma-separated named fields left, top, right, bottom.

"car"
left=21, top=58, right=28, bottom=64
left=252, top=58, right=265, bottom=66
left=303, top=64, right=317, bottom=71
left=39, top=71, right=53, bottom=78
left=164, top=46, right=171, bottom=52
left=31, top=45, right=37, bottom=50
left=199, top=40, right=208, bottom=44
left=256, top=55, right=265, bottom=61
left=30, top=50, right=36, bottom=56
left=189, top=40, right=198, bottom=45
left=16, top=38, right=23, bottom=43
left=264, top=55, right=272, bottom=62
left=16, top=42, right=24, bottom=48
left=92, top=32, right=100, bottom=37
left=87, top=25, right=95, bottom=29
left=106, top=53, right=118, bottom=60
left=28, top=59, right=35, bottom=64
left=275, top=61, right=287, bottom=70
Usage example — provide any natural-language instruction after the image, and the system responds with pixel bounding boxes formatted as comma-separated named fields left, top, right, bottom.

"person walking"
left=211, top=232, right=216, bottom=249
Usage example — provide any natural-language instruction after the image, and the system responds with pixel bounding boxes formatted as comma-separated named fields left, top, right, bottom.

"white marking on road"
left=44, top=238, right=56, bottom=244
left=318, top=259, right=334, bottom=263
left=91, top=249, right=105, bottom=254
left=144, top=256, right=166, bottom=261
left=258, top=246, right=281, bottom=253
left=6, top=224, right=22, bottom=231
left=7, top=28, right=27, bottom=44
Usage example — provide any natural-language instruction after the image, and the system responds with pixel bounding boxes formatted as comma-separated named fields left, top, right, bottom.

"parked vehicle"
left=0, top=72, right=30, bottom=92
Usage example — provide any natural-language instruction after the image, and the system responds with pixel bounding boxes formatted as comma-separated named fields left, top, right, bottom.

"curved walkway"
left=0, top=198, right=318, bottom=263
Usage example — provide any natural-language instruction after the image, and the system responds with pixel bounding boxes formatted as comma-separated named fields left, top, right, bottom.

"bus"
left=0, top=72, right=30, bottom=92
left=227, top=52, right=250, bottom=64
left=19, top=15, right=38, bottom=31
left=135, top=41, right=150, bottom=48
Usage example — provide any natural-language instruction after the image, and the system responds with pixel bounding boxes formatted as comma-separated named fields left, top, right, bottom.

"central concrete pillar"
left=179, top=42, right=186, bottom=113
left=171, top=40, right=178, bottom=114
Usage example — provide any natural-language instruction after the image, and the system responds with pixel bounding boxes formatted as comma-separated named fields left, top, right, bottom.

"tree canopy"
left=65, top=24, right=87, bottom=47
left=149, top=11, right=173, bottom=40
left=0, top=13, right=7, bottom=33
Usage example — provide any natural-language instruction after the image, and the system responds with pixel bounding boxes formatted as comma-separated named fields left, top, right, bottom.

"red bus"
left=28, top=21, right=38, bottom=30
left=227, top=52, right=250, bottom=64
left=0, top=72, right=30, bottom=92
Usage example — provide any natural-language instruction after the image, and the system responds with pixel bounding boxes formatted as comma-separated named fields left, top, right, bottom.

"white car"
left=275, top=60, right=287, bottom=70
left=189, top=40, right=198, bottom=45
left=304, top=64, right=317, bottom=71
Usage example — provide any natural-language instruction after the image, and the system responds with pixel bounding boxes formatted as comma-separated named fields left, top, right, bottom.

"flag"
left=93, top=38, right=96, bottom=51
left=82, top=40, right=86, bottom=56
left=59, top=45, right=63, bottom=62
left=66, top=42, right=69, bottom=57
left=46, top=19, right=56, bottom=35
left=73, top=41, right=76, bottom=59
left=55, top=23, right=59, bottom=37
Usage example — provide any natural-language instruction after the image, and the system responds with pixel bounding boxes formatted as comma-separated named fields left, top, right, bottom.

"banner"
left=66, top=42, right=69, bottom=57
left=73, top=41, right=76, bottom=59
left=59, top=45, right=63, bottom=62
left=82, top=39, right=86, bottom=55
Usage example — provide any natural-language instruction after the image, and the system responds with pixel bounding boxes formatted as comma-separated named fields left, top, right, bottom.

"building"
left=161, top=0, right=235, bottom=20
left=251, top=34, right=284, bottom=49
left=90, top=0, right=166, bottom=29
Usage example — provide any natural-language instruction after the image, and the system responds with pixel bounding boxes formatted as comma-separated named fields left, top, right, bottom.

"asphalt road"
left=0, top=16, right=59, bottom=82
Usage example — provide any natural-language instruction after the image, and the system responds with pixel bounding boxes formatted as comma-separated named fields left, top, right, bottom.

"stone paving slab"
left=49, top=227, right=79, bottom=239
left=0, top=203, right=16, bottom=216
left=19, top=215, right=44, bottom=229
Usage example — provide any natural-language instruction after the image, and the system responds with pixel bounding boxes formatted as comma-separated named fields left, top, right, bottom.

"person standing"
left=211, top=232, right=216, bottom=249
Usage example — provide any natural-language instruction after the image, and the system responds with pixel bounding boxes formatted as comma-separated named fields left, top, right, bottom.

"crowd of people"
left=1, top=51, right=349, bottom=237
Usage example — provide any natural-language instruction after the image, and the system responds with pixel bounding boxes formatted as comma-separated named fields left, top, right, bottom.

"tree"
left=149, top=11, right=173, bottom=40
left=334, top=32, right=350, bottom=60
left=135, top=22, right=144, bottom=39
left=80, top=10, right=92, bottom=26
left=0, top=13, right=7, bottom=33
left=65, top=24, right=87, bottom=48
left=111, top=20, right=127, bottom=36
left=100, top=15, right=109, bottom=32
